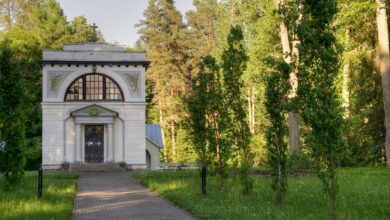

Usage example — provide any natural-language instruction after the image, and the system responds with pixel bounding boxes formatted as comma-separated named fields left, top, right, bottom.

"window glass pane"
left=65, top=78, right=83, bottom=100
left=85, top=74, right=103, bottom=100
left=65, top=74, right=123, bottom=101
left=106, top=78, right=123, bottom=100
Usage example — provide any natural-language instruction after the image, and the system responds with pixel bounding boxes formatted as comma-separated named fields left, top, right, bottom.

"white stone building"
left=41, top=43, right=162, bottom=171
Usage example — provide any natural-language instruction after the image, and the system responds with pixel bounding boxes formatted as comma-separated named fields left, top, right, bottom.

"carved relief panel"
left=46, top=70, right=73, bottom=98
left=116, top=71, right=142, bottom=98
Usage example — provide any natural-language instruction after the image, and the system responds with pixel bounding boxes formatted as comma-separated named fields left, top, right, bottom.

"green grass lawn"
left=134, top=168, right=390, bottom=220
left=0, top=172, right=78, bottom=220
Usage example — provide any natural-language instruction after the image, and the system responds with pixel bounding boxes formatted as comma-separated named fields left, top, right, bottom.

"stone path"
left=73, top=171, right=196, bottom=220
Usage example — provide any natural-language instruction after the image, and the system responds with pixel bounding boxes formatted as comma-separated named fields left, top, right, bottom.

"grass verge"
left=0, top=171, right=78, bottom=220
left=133, top=168, right=390, bottom=220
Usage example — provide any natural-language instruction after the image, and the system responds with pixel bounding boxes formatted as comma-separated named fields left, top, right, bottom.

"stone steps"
left=70, top=163, right=125, bottom=171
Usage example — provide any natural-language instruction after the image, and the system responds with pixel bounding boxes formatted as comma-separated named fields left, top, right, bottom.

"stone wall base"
left=42, top=164, right=62, bottom=170
left=42, top=162, right=147, bottom=171
left=126, top=164, right=147, bottom=171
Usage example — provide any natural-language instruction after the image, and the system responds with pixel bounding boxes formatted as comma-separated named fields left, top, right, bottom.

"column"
left=75, top=123, right=81, bottom=162
left=108, top=123, right=114, bottom=162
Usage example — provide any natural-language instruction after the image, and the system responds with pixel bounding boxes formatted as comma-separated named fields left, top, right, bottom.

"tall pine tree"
left=137, top=0, right=190, bottom=162
left=186, top=0, right=220, bottom=74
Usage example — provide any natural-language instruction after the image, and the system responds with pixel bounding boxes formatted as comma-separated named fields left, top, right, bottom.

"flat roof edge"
left=38, top=60, right=150, bottom=66
left=42, top=50, right=147, bottom=53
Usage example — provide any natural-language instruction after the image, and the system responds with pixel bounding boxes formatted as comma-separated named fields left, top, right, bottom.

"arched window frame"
left=64, top=73, right=124, bottom=102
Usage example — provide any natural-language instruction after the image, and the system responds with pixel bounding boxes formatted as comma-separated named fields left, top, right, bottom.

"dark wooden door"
left=85, top=125, right=104, bottom=163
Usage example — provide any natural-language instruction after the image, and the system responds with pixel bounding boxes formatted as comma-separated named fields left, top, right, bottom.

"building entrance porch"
left=72, top=105, right=117, bottom=164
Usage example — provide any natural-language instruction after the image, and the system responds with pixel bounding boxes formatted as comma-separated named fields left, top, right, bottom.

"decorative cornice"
left=85, top=106, right=104, bottom=116
left=39, top=60, right=150, bottom=67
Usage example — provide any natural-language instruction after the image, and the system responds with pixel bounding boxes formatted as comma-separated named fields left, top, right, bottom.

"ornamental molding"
left=47, top=70, right=73, bottom=98
left=85, top=106, right=104, bottom=116
left=115, top=71, right=141, bottom=98
left=71, top=104, right=118, bottom=117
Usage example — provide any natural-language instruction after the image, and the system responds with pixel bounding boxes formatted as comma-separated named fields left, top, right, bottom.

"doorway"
left=85, top=125, right=104, bottom=163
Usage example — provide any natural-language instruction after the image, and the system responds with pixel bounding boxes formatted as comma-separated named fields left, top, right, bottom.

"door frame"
left=82, top=124, right=107, bottom=163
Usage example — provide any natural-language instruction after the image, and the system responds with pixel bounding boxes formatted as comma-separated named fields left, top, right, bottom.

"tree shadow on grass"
left=0, top=172, right=78, bottom=220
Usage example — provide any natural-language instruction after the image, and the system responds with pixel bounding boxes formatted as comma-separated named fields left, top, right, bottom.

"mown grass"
left=134, top=168, right=390, bottom=220
left=0, top=172, right=78, bottom=220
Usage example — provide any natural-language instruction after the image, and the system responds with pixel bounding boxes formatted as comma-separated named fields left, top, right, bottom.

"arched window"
left=65, top=74, right=124, bottom=101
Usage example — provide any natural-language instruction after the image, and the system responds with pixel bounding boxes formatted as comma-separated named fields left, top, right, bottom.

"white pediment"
left=71, top=105, right=118, bottom=117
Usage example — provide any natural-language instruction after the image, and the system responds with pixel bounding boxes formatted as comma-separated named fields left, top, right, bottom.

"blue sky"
left=57, top=0, right=195, bottom=47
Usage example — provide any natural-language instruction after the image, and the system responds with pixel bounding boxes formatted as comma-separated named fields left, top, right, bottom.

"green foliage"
left=237, top=1, right=282, bottom=172
left=186, top=0, right=220, bottom=58
left=3, top=28, right=42, bottom=170
left=24, top=140, right=41, bottom=170
left=1, top=0, right=104, bottom=49
left=134, top=168, right=390, bottom=220
left=238, top=0, right=277, bottom=138
left=0, top=172, right=78, bottom=220
left=264, top=58, right=290, bottom=205
left=68, top=16, right=103, bottom=43
left=145, top=78, right=160, bottom=124
left=297, top=1, right=343, bottom=219
left=212, top=0, right=240, bottom=61
left=175, top=128, right=198, bottom=163
left=187, top=55, right=228, bottom=175
left=288, top=151, right=312, bottom=171
left=0, top=40, right=26, bottom=189
left=25, top=0, right=70, bottom=49
left=336, top=0, right=385, bottom=166
left=221, top=26, right=253, bottom=194
left=137, top=0, right=191, bottom=162
left=249, top=134, right=267, bottom=166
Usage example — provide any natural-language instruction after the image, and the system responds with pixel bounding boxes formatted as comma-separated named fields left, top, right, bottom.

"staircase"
left=70, top=163, right=125, bottom=171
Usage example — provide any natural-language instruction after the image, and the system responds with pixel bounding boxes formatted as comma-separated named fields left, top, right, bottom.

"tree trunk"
left=171, top=120, right=176, bottom=162
left=342, top=29, right=351, bottom=117
left=251, top=88, right=255, bottom=134
left=211, top=112, right=221, bottom=166
left=342, top=61, right=350, bottom=115
left=247, top=88, right=255, bottom=134
left=159, top=98, right=167, bottom=162
left=276, top=0, right=300, bottom=154
left=216, top=143, right=220, bottom=165
left=278, top=5, right=291, bottom=63
left=3, top=0, right=13, bottom=30
left=376, top=0, right=390, bottom=167
left=330, top=172, right=337, bottom=220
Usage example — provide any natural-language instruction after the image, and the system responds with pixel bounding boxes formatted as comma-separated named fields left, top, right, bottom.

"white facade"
left=41, top=43, right=151, bottom=170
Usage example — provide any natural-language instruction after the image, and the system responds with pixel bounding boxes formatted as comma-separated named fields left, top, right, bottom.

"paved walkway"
left=73, top=171, right=196, bottom=220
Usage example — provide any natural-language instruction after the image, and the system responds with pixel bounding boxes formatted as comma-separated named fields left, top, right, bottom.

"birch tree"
left=0, top=0, right=18, bottom=30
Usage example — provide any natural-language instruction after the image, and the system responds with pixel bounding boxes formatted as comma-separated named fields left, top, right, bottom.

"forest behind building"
left=138, top=0, right=390, bottom=168
left=0, top=0, right=389, bottom=170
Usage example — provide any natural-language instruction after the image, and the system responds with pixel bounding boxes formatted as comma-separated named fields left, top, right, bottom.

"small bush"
left=24, top=138, right=41, bottom=170
left=288, top=152, right=312, bottom=172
